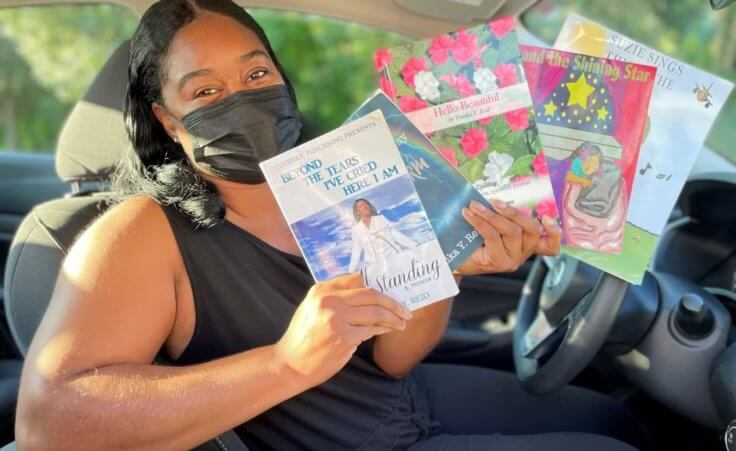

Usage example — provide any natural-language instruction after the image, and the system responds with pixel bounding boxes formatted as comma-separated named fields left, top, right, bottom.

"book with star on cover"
left=374, top=17, right=558, bottom=221
left=554, top=13, right=734, bottom=284
left=260, top=111, right=458, bottom=311
left=521, top=45, right=656, bottom=254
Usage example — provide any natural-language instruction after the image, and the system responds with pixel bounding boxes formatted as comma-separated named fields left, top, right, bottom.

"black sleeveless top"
left=160, top=204, right=436, bottom=450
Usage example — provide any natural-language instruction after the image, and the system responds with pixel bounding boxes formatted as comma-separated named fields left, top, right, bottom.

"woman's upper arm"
left=23, top=196, right=181, bottom=384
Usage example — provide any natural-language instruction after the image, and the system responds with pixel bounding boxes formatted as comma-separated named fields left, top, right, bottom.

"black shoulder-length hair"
left=111, top=0, right=298, bottom=229
left=352, top=198, right=378, bottom=222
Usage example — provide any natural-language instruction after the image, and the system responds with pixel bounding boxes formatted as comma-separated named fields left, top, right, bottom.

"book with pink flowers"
left=374, top=17, right=557, bottom=220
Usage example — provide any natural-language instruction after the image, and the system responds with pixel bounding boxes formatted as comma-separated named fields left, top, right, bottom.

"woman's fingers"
left=469, top=200, right=523, bottom=258
left=537, top=215, right=563, bottom=256
left=350, top=326, right=396, bottom=343
left=344, top=305, right=407, bottom=330
left=342, top=287, right=412, bottom=320
left=461, top=206, right=510, bottom=267
left=491, top=199, right=541, bottom=256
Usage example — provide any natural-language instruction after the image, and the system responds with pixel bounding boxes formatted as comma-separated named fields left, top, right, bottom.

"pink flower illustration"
left=512, top=175, right=531, bottom=187
left=477, top=116, right=493, bottom=126
left=504, top=108, right=529, bottom=132
left=494, top=63, right=519, bottom=88
left=489, top=17, right=515, bottom=38
left=460, top=128, right=489, bottom=158
left=536, top=197, right=559, bottom=219
left=451, top=30, right=482, bottom=66
left=379, top=76, right=397, bottom=99
left=532, top=152, right=548, bottom=176
left=438, top=147, right=458, bottom=167
left=398, top=94, right=429, bottom=113
left=429, top=35, right=455, bottom=65
left=374, top=49, right=392, bottom=72
left=439, top=73, right=476, bottom=97
left=401, top=57, right=429, bottom=88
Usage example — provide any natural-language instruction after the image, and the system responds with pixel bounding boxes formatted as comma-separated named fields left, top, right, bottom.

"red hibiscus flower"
left=536, top=197, right=559, bottom=219
left=401, top=57, right=429, bottom=88
left=460, top=128, right=489, bottom=158
left=532, top=152, right=549, bottom=176
left=477, top=116, right=493, bottom=126
left=489, top=17, right=515, bottom=37
left=504, top=108, right=529, bottom=132
left=438, top=147, right=458, bottom=167
left=374, top=49, right=392, bottom=72
left=428, top=35, right=455, bottom=65
left=439, top=73, right=476, bottom=97
left=379, top=76, right=397, bottom=99
left=494, top=63, right=519, bottom=88
left=398, top=94, right=429, bottom=113
left=451, top=30, right=482, bottom=66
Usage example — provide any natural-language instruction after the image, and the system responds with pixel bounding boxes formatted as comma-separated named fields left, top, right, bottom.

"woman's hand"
left=455, top=199, right=562, bottom=276
left=275, top=274, right=411, bottom=386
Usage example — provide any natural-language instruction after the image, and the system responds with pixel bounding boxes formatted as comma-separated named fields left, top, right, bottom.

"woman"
left=15, top=1, right=641, bottom=450
left=348, top=199, right=417, bottom=273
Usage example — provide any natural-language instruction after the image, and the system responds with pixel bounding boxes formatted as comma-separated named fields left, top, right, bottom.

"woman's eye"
left=248, top=69, right=268, bottom=81
left=195, top=87, right=219, bottom=98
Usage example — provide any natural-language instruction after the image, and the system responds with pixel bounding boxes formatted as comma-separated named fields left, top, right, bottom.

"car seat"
left=2, top=40, right=248, bottom=451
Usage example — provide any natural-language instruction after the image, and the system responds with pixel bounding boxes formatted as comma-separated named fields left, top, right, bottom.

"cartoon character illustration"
left=561, top=141, right=626, bottom=253
left=693, top=82, right=714, bottom=108
left=348, top=198, right=417, bottom=273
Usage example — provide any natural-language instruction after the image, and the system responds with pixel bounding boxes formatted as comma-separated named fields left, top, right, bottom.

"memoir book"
left=349, top=92, right=488, bottom=270
left=375, top=17, right=558, bottom=221
left=521, top=44, right=656, bottom=254
left=260, top=111, right=459, bottom=310
left=554, top=13, right=734, bottom=283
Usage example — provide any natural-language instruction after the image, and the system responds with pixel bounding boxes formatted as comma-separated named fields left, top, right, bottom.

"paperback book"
left=554, top=13, right=734, bottom=283
left=521, top=44, right=656, bottom=254
left=375, top=17, right=558, bottom=220
left=260, top=111, right=459, bottom=310
left=349, top=92, right=488, bottom=270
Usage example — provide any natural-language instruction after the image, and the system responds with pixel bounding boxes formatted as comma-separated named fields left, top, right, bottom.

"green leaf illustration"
left=482, top=47, right=499, bottom=69
left=503, top=154, right=534, bottom=178
left=411, top=39, right=431, bottom=58
left=459, top=156, right=486, bottom=183
left=498, top=34, right=520, bottom=63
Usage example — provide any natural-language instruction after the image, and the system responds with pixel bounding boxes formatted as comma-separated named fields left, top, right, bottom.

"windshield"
left=523, top=0, right=736, bottom=164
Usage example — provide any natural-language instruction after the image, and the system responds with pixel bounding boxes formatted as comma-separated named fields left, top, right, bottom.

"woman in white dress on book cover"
left=348, top=198, right=417, bottom=273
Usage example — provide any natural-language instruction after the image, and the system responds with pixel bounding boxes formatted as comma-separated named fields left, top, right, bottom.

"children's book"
left=521, top=44, right=656, bottom=254
left=375, top=17, right=558, bottom=220
left=349, top=92, right=488, bottom=270
left=554, top=13, right=734, bottom=283
left=260, top=111, right=459, bottom=310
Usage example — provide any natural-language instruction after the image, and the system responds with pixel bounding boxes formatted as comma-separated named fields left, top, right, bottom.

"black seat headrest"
left=55, top=40, right=131, bottom=183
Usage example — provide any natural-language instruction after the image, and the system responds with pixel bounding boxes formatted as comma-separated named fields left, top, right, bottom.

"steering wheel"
left=513, top=255, right=630, bottom=395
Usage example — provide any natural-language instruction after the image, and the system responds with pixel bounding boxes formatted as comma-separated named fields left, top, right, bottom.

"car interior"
left=0, top=0, right=735, bottom=450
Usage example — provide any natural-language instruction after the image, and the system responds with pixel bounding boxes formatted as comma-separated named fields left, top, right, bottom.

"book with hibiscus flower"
left=374, top=17, right=558, bottom=221
left=521, top=45, right=656, bottom=254
left=349, top=92, right=488, bottom=269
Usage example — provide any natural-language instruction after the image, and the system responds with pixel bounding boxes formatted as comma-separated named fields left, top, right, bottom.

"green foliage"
left=523, top=0, right=736, bottom=163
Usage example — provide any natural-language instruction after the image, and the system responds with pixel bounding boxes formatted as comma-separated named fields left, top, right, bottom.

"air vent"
left=395, top=0, right=507, bottom=23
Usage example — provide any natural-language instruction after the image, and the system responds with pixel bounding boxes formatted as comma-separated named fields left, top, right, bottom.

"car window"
left=522, top=0, right=736, bottom=164
left=248, top=9, right=407, bottom=137
left=0, top=4, right=137, bottom=155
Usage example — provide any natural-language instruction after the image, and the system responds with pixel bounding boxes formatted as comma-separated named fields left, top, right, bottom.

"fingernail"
left=543, top=216, right=556, bottom=226
left=462, top=207, right=474, bottom=218
left=492, top=199, right=508, bottom=210
left=470, top=201, right=487, bottom=212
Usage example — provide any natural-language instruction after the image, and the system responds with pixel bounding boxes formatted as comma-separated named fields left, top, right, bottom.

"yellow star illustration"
left=566, top=74, right=595, bottom=109
left=543, top=101, right=557, bottom=116
left=597, top=106, right=609, bottom=120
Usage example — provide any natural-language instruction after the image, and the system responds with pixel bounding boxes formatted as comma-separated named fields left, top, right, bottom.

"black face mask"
left=179, top=85, right=302, bottom=184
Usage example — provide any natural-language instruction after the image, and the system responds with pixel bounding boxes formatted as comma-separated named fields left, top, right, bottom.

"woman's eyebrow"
left=178, top=68, right=214, bottom=91
left=238, top=49, right=269, bottom=63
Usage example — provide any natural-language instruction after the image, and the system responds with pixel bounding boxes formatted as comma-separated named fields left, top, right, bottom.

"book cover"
left=348, top=92, right=488, bottom=270
left=260, top=111, right=459, bottom=310
left=521, top=44, right=656, bottom=254
left=554, top=13, right=734, bottom=283
left=375, top=17, right=558, bottom=221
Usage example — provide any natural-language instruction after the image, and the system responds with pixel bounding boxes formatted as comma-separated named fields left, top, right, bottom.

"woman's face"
left=152, top=12, right=285, bottom=161
left=356, top=201, right=372, bottom=218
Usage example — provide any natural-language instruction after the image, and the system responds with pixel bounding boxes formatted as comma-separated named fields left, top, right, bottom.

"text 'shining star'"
left=565, top=73, right=595, bottom=109
left=544, top=101, right=557, bottom=116
left=597, top=106, right=609, bottom=120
